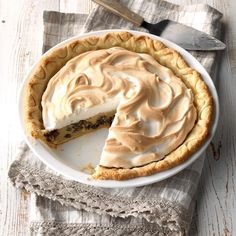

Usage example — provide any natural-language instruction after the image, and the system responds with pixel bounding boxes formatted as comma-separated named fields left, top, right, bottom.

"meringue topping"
left=42, top=47, right=197, bottom=168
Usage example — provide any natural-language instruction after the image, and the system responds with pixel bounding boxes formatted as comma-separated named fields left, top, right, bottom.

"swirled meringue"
left=42, top=47, right=197, bottom=168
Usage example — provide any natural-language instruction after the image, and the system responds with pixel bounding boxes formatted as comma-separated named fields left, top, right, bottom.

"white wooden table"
left=0, top=0, right=235, bottom=235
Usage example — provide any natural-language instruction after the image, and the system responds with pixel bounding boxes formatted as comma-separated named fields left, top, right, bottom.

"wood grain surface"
left=93, top=0, right=144, bottom=26
left=0, top=0, right=235, bottom=235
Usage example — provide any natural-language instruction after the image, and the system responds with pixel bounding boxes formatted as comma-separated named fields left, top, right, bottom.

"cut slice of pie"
left=24, top=32, right=213, bottom=180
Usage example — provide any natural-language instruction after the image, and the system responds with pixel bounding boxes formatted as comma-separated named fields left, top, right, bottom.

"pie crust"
left=24, top=32, right=213, bottom=180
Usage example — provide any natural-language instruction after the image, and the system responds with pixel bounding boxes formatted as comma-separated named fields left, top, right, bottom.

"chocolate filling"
left=44, top=115, right=114, bottom=142
left=44, top=130, right=59, bottom=142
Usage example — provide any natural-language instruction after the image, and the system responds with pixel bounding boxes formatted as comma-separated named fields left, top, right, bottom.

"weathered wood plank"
left=173, top=0, right=236, bottom=235
left=60, top=0, right=94, bottom=13
left=0, top=1, right=62, bottom=235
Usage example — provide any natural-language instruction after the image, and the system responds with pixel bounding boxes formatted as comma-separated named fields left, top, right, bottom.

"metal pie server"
left=93, top=0, right=226, bottom=51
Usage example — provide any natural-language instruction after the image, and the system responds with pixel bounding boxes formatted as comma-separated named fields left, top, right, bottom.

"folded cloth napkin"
left=9, top=0, right=223, bottom=235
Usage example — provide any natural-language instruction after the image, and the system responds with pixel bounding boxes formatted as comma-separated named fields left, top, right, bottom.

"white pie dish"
left=18, top=29, right=219, bottom=188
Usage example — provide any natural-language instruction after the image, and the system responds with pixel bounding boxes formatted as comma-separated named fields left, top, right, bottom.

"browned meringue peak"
left=42, top=47, right=197, bottom=168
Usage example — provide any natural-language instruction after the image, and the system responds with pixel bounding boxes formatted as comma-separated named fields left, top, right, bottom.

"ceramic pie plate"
left=18, top=29, right=219, bottom=188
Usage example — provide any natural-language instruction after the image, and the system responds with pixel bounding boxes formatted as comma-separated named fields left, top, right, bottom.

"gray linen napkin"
left=9, top=1, right=223, bottom=235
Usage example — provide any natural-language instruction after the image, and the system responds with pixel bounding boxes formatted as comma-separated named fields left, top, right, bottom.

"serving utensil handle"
left=92, top=0, right=144, bottom=27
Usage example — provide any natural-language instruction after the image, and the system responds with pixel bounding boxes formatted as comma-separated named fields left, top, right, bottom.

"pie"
left=24, top=32, right=213, bottom=180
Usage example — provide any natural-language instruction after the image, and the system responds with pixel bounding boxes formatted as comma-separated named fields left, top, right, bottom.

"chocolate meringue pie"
left=24, top=32, right=213, bottom=180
